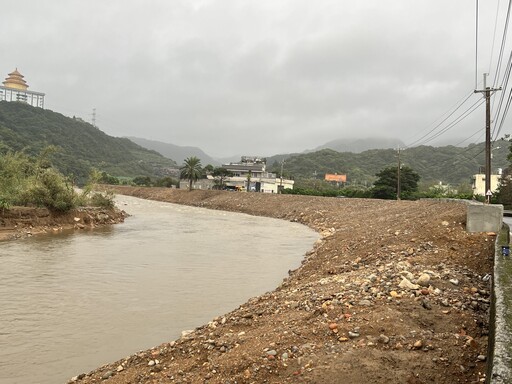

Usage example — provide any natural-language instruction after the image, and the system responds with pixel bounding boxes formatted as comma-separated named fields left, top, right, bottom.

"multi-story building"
left=222, top=156, right=294, bottom=193
left=179, top=156, right=294, bottom=193
left=0, top=68, right=45, bottom=108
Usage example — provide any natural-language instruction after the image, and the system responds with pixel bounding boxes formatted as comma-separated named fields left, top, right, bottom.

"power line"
left=492, top=49, right=512, bottom=140
left=476, top=0, right=480, bottom=89
left=452, top=127, right=485, bottom=147
left=494, top=83, right=512, bottom=139
left=420, top=99, right=485, bottom=145
left=488, top=0, right=502, bottom=74
left=405, top=94, right=484, bottom=148
left=492, top=0, right=512, bottom=88
left=404, top=91, right=475, bottom=148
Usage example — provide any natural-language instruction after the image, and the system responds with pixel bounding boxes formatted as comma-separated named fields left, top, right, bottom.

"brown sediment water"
left=0, top=195, right=318, bottom=384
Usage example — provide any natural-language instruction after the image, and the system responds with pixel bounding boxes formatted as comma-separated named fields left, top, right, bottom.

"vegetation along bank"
left=70, top=187, right=494, bottom=383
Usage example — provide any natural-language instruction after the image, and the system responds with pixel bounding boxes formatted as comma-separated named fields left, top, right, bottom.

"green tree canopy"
left=372, top=166, right=420, bottom=200
left=495, top=138, right=512, bottom=207
left=180, top=156, right=202, bottom=191
left=212, top=167, right=233, bottom=189
left=203, top=164, right=215, bottom=174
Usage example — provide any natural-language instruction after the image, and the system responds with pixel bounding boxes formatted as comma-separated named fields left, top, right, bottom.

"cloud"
left=1, top=0, right=507, bottom=157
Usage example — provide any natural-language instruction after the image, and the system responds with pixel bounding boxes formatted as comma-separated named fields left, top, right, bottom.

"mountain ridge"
left=0, top=102, right=177, bottom=182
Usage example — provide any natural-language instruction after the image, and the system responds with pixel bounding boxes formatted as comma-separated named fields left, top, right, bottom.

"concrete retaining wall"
left=467, top=204, right=504, bottom=233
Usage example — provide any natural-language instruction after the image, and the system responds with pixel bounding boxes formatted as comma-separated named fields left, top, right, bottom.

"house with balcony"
left=179, top=156, right=294, bottom=192
left=222, top=156, right=294, bottom=193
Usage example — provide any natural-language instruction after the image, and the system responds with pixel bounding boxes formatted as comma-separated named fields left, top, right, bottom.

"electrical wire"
left=405, top=94, right=484, bottom=148
left=417, top=98, right=486, bottom=146
left=489, top=0, right=502, bottom=74
left=494, top=84, right=512, bottom=140
left=476, top=0, right=479, bottom=89
left=453, top=127, right=485, bottom=147
left=492, top=0, right=512, bottom=88
left=492, top=48, right=512, bottom=140
left=404, top=91, right=476, bottom=148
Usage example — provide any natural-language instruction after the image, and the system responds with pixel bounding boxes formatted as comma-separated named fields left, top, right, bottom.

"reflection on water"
left=0, top=195, right=318, bottom=384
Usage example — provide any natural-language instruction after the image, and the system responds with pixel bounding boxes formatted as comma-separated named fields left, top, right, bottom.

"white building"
left=222, top=156, right=294, bottom=193
left=179, top=156, right=294, bottom=192
left=472, top=172, right=501, bottom=197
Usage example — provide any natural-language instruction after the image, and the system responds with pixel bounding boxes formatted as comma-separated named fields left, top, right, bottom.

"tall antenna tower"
left=92, top=108, right=96, bottom=127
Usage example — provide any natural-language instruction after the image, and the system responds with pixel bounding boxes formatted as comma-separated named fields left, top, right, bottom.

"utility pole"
left=397, top=147, right=401, bottom=201
left=92, top=108, right=96, bottom=127
left=474, top=73, right=501, bottom=203
left=279, top=159, right=284, bottom=193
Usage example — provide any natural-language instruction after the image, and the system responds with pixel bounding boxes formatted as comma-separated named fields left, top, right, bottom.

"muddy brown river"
left=0, top=195, right=318, bottom=384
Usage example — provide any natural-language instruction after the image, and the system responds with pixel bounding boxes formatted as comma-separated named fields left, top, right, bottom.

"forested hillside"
left=0, top=102, right=177, bottom=182
left=127, top=136, right=219, bottom=166
left=269, top=143, right=510, bottom=186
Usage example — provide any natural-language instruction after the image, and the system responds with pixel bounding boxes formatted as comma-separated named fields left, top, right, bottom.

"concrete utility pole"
left=474, top=74, right=501, bottom=203
left=397, top=147, right=401, bottom=201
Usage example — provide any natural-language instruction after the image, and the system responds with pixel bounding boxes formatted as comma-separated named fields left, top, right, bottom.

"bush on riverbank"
left=0, top=149, right=115, bottom=212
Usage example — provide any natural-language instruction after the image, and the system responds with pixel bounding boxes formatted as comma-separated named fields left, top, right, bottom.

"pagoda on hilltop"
left=0, top=68, right=45, bottom=108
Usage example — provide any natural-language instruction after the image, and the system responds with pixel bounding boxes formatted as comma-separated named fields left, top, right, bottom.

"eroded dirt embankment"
left=61, top=186, right=495, bottom=384
left=0, top=206, right=127, bottom=241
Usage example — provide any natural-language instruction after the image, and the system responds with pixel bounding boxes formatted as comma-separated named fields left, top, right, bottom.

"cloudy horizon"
left=1, top=1, right=509, bottom=157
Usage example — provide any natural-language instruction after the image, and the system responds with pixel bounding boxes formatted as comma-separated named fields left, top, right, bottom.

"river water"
left=0, top=195, right=318, bottom=384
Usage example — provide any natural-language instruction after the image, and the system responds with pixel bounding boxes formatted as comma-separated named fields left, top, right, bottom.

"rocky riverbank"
left=0, top=206, right=127, bottom=241
left=72, top=187, right=493, bottom=383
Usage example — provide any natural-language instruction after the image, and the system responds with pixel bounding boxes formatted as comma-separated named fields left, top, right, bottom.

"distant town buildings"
left=179, top=156, right=294, bottom=193
left=0, top=68, right=45, bottom=108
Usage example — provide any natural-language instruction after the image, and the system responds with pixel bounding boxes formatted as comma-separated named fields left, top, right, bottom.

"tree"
left=203, top=164, right=214, bottom=175
left=372, top=166, right=420, bottom=200
left=154, top=176, right=178, bottom=188
left=132, top=176, right=152, bottom=186
left=212, top=167, right=232, bottom=190
left=495, top=168, right=512, bottom=207
left=180, top=156, right=202, bottom=191
left=246, top=170, right=252, bottom=192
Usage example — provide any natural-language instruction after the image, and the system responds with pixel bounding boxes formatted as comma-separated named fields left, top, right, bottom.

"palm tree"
left=180, top=156, right=202, bottom=191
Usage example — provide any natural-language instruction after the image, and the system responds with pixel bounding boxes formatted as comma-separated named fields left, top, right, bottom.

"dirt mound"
left=68, top=187, right=493, bottom=383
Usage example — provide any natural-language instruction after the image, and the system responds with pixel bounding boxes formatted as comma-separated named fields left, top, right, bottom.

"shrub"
left=23, top=169, right=78, bottom=211
left=89, top=191, right=116, bottom=209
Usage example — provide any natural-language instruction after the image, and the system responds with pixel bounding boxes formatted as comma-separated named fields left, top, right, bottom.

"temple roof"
left=3, top=68, right=29, bottom=90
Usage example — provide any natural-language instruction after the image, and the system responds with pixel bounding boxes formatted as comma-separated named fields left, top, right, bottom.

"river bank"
left=62, top=186, right=495, bottom=383
left=0, top=206, right=127, bottom=241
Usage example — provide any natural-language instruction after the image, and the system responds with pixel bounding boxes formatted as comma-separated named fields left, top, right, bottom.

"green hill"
left=269, top=143, right=510, bottom=187
left=127, top=136, right=220, bottom=167
left=0, top=101, right=177, bottom=182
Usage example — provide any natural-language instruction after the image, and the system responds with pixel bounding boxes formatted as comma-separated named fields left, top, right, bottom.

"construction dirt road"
left=65, top=187, right=495, bottom=384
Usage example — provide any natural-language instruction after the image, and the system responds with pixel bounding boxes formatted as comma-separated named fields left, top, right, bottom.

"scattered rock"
left=378, top=334, right=390, bottom=344
left=101, top=371, right=114, bottom=380
left=413, top=340, right=423, bottom=349
left=417, top=273, right=431, bottom=287
left=399, top=278, right=420, bottom=290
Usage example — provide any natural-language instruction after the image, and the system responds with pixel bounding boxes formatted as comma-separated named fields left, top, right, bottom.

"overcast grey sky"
left=1, top=1, right=509, bottom=157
